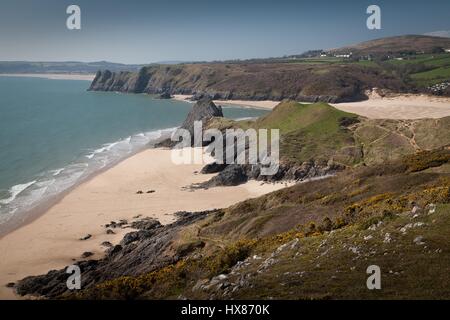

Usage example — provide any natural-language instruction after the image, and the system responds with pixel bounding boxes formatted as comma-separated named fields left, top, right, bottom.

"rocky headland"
left=10, top=96, right=450, bottom=300
left=88, top=63, right=408, bottom=103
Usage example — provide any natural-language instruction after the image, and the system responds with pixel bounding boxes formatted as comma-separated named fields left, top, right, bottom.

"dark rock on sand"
left=79, top=234, right=92, bottom=241
left=81, top=252, right=94, bottom=259
left=6, top=282, right=15, bottom=288
left=196, top=159, right=344, bottom=189
left=16, top=260, right=99, bottom=297
left=15, top=210, right=217, bottom=298
left=106, top=229, right=115, bottom=235
left=201, top=165, right=248, bottom=187
left=101, top=241, right=113, bottom=248
left=105, top=220, right=128, bottom=229
left=120, top=230, right=154, bottom=246
left=130, top=217, right=161, bottom=231
left=200, top=162, right=228, bottom=174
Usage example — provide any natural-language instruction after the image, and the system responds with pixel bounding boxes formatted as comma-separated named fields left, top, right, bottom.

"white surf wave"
left=0, top=180, right=37, bottom=205
left=0, top=127, right=176, bottom=227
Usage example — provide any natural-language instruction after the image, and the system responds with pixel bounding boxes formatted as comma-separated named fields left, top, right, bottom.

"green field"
left=289, top=53, right=450, bottom=87
left=285, top=57, right=345, bottom=64
left=410, top=66, right=450, bottom=86
left=387, top=53, right=450, bottom=66
left=384, top=53, right=450, bottom=86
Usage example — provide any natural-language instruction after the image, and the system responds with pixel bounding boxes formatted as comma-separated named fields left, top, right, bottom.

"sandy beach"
left=1, top=92, right=449, bottom=299
left=0, top=147, right=290, bottom=299
left=0, top=73, right=96, bottom=81
left=173, top=95, right=279, bottom=109
left=174, top=93, right=450, bottom=119
left=331, top=94, right=450, bottom=119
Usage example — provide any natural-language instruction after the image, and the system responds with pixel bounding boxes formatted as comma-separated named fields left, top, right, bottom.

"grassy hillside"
left=75, top=147, right=450, bottom=299
left=15, top=100, right=450, bottom=300
left=261, top=102, right=360, bottom=165
left=89, top=62, right=408, bottom=102
left=208, top=101, right=361, bottom=166
left=209, top=101, right=450, bottom=167
left=86, top=35, right=450, bottom=100
left=330, top=35, right=450, bottom=56
left=379, top=53, right=450, bottom=87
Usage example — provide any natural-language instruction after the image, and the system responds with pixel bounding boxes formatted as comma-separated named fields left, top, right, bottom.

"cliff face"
left=89, top=70, right=140, bottom=92
left=89, top=63, right=407, bottom=103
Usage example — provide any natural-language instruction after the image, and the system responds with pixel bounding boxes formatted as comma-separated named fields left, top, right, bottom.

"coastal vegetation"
left=33, top=146, right=450, bottom=300
left=89, top=36, right=450, bottom=100
left=206, top=101, right=450, bottom=169
left=14, top=98, right=450, bottom=300
left=9, top=34, right=450, bottom=300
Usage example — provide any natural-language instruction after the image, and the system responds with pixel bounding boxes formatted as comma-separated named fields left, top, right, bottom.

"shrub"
left=318, top=217, right=333, bottom=232
left=206, top=239, right=256, bottom=276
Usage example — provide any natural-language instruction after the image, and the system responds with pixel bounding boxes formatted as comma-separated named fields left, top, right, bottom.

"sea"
left=0, top=76, right=267, bottom=232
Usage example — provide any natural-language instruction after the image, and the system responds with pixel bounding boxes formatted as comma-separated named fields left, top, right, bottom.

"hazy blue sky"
left=0, top=0, right=449, bottom=64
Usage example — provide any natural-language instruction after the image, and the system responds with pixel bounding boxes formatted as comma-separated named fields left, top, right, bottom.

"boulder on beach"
left=202, top=164, right=248, bottom=187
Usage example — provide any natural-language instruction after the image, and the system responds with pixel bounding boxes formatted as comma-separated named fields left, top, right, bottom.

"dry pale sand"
left=332, top=94, right=450, bottom=119
left=174, top=93, right=450, bottom=119
left=0, top=73, right=95, bottom=81
left=173, top=95, right=279, bottom=110
left=0, top=148, right=290, bottom=299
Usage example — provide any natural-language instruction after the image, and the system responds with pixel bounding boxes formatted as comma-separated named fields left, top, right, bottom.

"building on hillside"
left=334, top=52, right=352, bottom=58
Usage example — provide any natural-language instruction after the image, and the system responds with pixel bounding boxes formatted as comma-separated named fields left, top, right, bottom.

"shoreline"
left=0, top=143, right=148, bottom=239
left=172, top=95, right=279, bottom=110
left=173, top=93, right=450, bottom=119
left=0, top=73, right=96, bottom=81
left=0, top=147, right=291, bottom=299
left=0, top=128, right=176, bottom=239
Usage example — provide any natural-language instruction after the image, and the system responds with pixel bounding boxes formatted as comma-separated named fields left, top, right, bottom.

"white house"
left=335, top=52, right=352, bottom=58
left=445, top=49, right=450, bottom=53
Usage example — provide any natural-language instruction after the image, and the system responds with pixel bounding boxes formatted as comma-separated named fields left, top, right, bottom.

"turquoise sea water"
left=0, top=76, right=267, bottom=229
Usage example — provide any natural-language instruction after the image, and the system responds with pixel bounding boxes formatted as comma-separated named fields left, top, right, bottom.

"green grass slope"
left=211, top=101, right=450, bottom=167
left=75, top=147, right=450, bottom=300
left=216, top=101, right=361, bottom=166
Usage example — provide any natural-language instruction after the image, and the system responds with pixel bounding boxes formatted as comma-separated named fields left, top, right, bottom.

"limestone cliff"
left=89, top=63, right=408, bottom=103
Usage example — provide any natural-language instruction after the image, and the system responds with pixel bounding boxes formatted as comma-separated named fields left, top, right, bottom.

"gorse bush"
left=206, top=239, right=256, bottom=276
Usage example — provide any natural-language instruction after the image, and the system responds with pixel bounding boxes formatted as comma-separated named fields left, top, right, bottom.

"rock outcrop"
left=15, top=211, right=216, bottom=298
left=88, top=63, right=410, bottom=102
left=201, top=165, right=248, bottom=187
left=158, top=92, right=172, bottom=99
left=156, top=98, right=223, bottom=148
left=180, top=98, right=223, bottom=136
